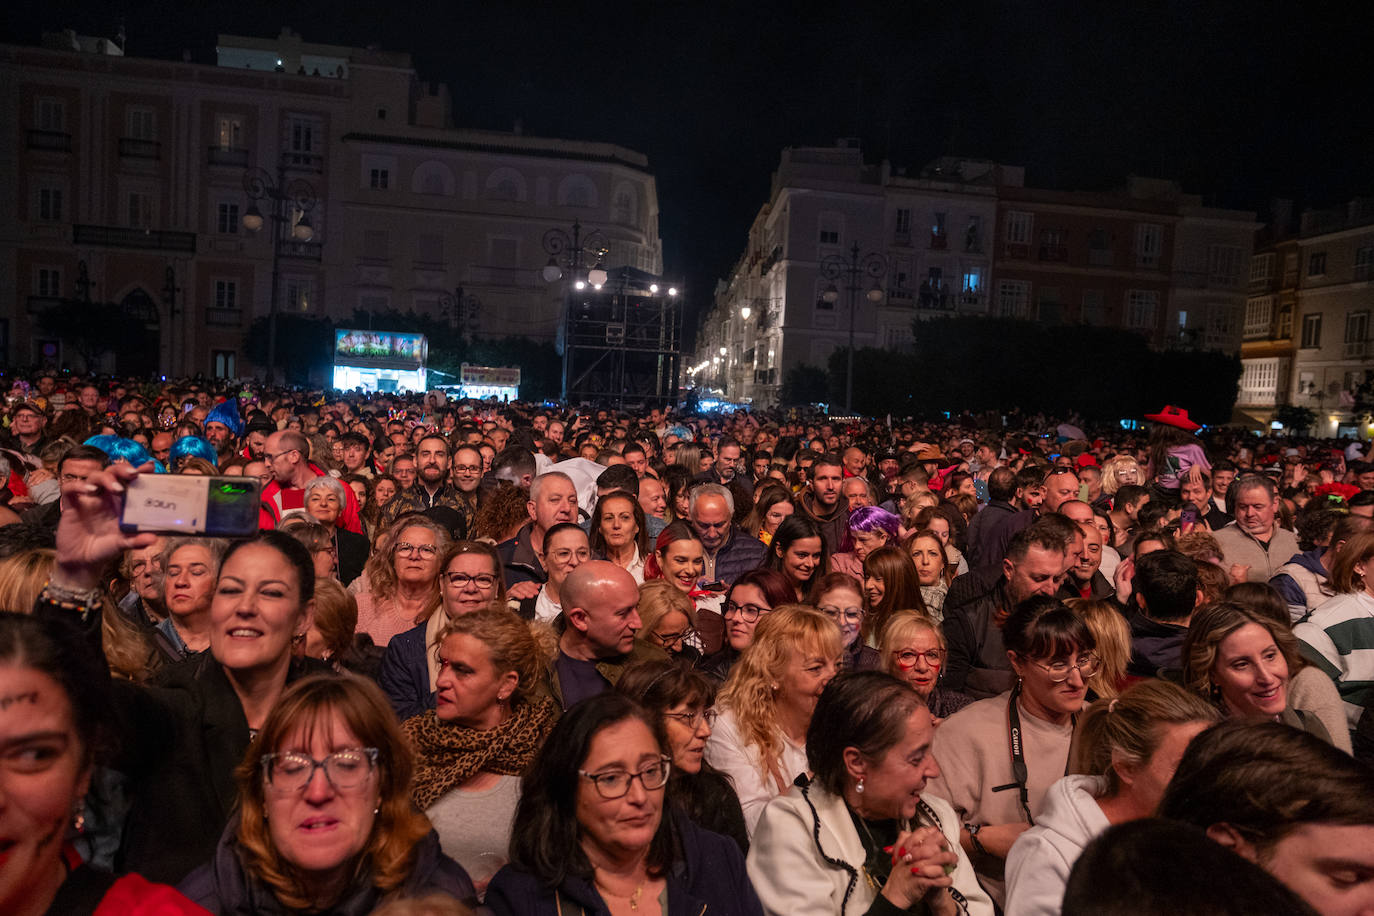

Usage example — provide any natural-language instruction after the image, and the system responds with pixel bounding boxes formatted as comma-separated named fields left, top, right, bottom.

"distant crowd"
left=0, top=370, right=1371, bottom=916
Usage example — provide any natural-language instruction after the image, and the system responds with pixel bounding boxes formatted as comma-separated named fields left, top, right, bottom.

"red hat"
left=1075, top=453, right=1100, bottom=469
left=1144, top=405, right=1200, bottom=432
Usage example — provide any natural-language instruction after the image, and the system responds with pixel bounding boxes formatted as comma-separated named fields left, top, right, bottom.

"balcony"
left=73, top=224, right=196, bottom=253
left=929, top=232, right=948, bottom=250
left=1345, top=341, right=1368, bottom=359
left=276, top=239, right=322, bottom=260
left=281, top=151, right=323, bottom=173
left=27, top=130, right=72, bottom=152
left=27, top=295, right=63, bottom=313
left=960, top=291, right=983, bottom=307
left=118, top=137, right=161, bottom=159
left=206, top=308, right=243, bottom=327
left=207, top=146, right=250, bottom=168
left=1039, top=244, right=1069, bottom=262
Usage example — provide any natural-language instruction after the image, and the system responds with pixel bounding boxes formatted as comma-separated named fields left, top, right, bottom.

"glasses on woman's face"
left=664, top=709, right=718, bottom=730
left=578, top=755, right=672, bottom=799
left=394, top=542, right=438, bottom=558
left=444, top=572, right=496, bottom=589
left=724, top=600, right=768, bottom=623
left=819, top=605, right=864, bottom=626
left=1030, top=654, right=1102, bottom=683
left=547, top=547, right=591, bottom=565
left=894, top=648, right=943, bottom=669
left=651, top=625, right=697, bottom=649
left=261, top=747, right=379, bottom=793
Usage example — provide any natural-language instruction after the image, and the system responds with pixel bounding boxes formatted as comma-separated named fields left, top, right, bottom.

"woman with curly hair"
left=181, top=675, right=477, bottom=912
left=351, top=514, right=452, bottom=647
left=704, top=605, right=840, bottom=835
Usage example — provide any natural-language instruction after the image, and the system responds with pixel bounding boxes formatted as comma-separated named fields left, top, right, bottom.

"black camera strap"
left=1004, top=681, right=1075, bottom=827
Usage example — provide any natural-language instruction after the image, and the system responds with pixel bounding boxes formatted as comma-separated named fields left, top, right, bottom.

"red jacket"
left=259, top=462, right=363, bottom=533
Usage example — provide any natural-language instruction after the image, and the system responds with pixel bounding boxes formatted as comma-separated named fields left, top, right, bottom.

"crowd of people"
left=0, top=371, right=1373, bottom=915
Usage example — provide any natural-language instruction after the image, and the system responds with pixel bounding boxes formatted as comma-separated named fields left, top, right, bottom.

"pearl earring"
left=856, top=777, right=865, bottom=794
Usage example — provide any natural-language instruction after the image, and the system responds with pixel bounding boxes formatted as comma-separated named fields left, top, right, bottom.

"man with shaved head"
left=552, top=561, right=665, bottom=708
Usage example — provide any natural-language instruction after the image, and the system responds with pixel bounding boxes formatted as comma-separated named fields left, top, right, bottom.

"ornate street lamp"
left=241, top=166, right=318, bottom=383
left=820, top=243, right=887, bottom=413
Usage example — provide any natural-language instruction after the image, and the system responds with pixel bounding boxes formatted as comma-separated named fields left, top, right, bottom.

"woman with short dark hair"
left=486, top=693, right=763, bottom=916
left=748, top=671, right=993, bottom=916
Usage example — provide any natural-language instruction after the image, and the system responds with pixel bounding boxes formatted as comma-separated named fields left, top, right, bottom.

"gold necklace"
left=595, top=877, right=646, bottom=911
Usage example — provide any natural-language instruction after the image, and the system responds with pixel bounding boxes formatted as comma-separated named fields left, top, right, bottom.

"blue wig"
left=83, top=435, right=166, bottom=473
left=169, top=435, right=219, bottom=469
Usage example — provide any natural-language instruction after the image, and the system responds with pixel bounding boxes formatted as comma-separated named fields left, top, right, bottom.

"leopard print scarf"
left=405, top=697, right=559, bottom=810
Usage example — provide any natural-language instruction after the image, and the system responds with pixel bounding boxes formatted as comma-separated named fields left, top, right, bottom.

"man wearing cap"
left=3, top=401, right=50, bottom=456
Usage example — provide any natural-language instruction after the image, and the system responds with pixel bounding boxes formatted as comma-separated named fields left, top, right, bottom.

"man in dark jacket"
left=1126, top=549, right=1199, bottom=678
left=551, top=561, right=666, bottom=708
left=1058, top=521, right=1116, bottom=602
left=965, top=467, right=1019, bottom=569
left=382, top=434, right=470, bottom=536
left=944, top=523, right=1071, bottom=698
left=497, top=470, right=579, bottom=586
left=690, top=483, right=766, bottom=586
left=796, top=453, right=848, bottom=554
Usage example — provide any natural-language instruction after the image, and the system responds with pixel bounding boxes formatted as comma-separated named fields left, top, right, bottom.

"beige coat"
left=1212, top=521, right=1300, bottom=583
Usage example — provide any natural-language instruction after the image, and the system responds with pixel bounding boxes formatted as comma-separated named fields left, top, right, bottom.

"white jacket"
left=1003, top=775, right=1110, bottom=916
left=748, top=778, right=994, bottom=916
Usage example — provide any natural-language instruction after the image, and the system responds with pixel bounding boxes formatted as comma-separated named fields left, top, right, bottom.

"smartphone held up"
left=120, top=474, right=262, bottom=538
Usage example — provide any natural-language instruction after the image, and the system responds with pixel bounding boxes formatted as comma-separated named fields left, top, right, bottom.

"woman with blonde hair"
left=1004, top=680, right=1219, bottom=915
left=880, top=609, right=971, bottom=719
left=404, top=606, right=559, bottom=896
left=636, top=577, right=700, bottom=663
left=705, top=605, right=840, bottom=835
left=1099, top=455, right=1142, bottom=499
left=1066, top=597, right=1131, bottom=701
left=351, top=514, right=453, bottom=646
left=181, top=675, right=477, bottom=911
left=672, top=441, right=704, bottom=477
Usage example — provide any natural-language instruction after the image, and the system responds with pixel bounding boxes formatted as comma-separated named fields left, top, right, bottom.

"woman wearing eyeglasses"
left=405, top=606, right=558, bottom=897
left=699, top=568, right=794, bottom=683
left=808, top=572, right=879, bottom=671
left=617, top=661, right=750, bottom=853
left=487, top=692, right=764, bottom=916
left=927, top=597, right=1098, bottom=909
left=351, top=515, right=452, bottom=647
left=881, top=610, right=971, bottom=721
left=380, top=541, right=509, bottom=720
left=636, top=579, right=702, bottom=664
left=531, top=523, right=591, bottom=624
left=181, top=675, right=477, bottom=913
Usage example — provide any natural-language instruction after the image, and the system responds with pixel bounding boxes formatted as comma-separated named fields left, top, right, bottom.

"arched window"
left=412, top=160, right=455, bottom=196
left=557, top=174, right=598, bottom=209
left=485, top=167, right=527, bottom=202
left=612, top=182, right=638, bottom=226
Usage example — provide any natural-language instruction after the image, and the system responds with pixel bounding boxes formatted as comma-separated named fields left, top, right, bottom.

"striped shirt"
left=1295, top=590, right=1374, bottom=729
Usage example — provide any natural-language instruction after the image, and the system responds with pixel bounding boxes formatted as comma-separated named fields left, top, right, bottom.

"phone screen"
left=121, top=475, right=262, bottom=537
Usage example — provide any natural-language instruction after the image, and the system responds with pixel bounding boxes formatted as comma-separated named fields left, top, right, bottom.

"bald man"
left=553, top=561, right=666, bottom=708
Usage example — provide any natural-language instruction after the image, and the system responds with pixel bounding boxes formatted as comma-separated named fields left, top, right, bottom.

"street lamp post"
left=820, top=243, right=887, bottom=414
left=438, top=286, right=482, bottom=337
left=541, top=220, right=608, bottom=401
left=242, top=166, right=317, bottom=384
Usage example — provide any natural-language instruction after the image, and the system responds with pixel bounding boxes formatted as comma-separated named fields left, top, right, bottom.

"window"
left=127, top=192, right=153, bottom=228
left=1244, top=297, right=1273, bottom=339
left=1125, top=289, right=1159, bottom=328
left=818, top=213, right=842, bottom=246
left=895, top=208, right=912, bottom=236
left=376, top=106, right=387, bottom=121
left=362, top=230, right=390, bottom=258
left=965, top=215, right=982, bottom=251
left=369, top=168, right=389, bottom=190
left=35, top=98, right=64, bottom=131
left=1250, top=253, right=1275, bottom=284
left=126, top=108, right=156, bottom=140
left=36, top=268, right=62, bottom=298
left=1239, top=359, right=1280, bottom=407
left=1206, top=303, right=1236, bottom=349
left=1346, top=311, right=1369, bottom=343
left=214, top=280, right=237, bottom=310
left=961, top=268, right=982, bottom=294
left=38, top=186, right=63, bottom=222
left=1283, top=251, right=1299, bottom=286
left=212, top=351, right=237, bottom=379
left=416, top=233, right=444, bottom=265
left=1277, top=305, right=1294, bottom=339
left=927, top=267, right=944, bottom=291
left=613, top=189, right=637, bottom=225
left=1081, top=290, right=1105, bottom=326
left=1298, top=370, right=1316, bottom=396
left=997, top=280, right=1030, bottom=318
left=1039, top=287, right=1062, bottom=324
left=931, top=211, right=947, bottom=238
left=283, top=277, right=314, bottom=312
left=288, top=118, right=315, bottom=152
left=1208, top=245, right=1243, bottom=285
left=1005, top=211, right=1033, bottom=245
left=816, top=281, right=835, bottom=311
left=216, top=116, right=242, bottom=150
left=216, top=202, right=239, bottom=234
left=1301, top=313, right=1322, bottom=348
left=1135, top=224, right=1162, bottom=267
left=1356, top=246, right=1374, bottom=281
left=1308, top=251, right=1327, bottom=276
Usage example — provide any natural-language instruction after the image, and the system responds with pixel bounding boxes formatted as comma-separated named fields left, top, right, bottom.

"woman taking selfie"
left=616, top=660, right=749, bottom=853
left=486, top=692, right=764, bottom=916
left=381, top=541, right=509, bottom=720
left=39, top=461, right=335, bottom=885
left=748, top=671, right=993, bottom=916
left=1003, top=680, right=1219, bottom=916
left=928, top=597, right=1098, bottom=909
left=405, top=606, right=558, bottom=895
left=0, top=612, right=206, bottom=915
left=706, top=606, right=841, bottom=835
left=180, top=675, right=476, bottom=913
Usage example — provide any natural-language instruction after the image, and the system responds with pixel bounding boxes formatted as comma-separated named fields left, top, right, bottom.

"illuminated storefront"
left=331, top=329, right=428, bottom=392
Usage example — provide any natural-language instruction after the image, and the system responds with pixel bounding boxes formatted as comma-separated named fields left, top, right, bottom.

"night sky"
left=6, top=0, right=1372, bottom=343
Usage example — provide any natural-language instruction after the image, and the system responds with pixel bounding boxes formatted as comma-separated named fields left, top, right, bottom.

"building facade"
left=2, top=28, right=662, bottom=378
left=696, top=143, right=1255, bottom=408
